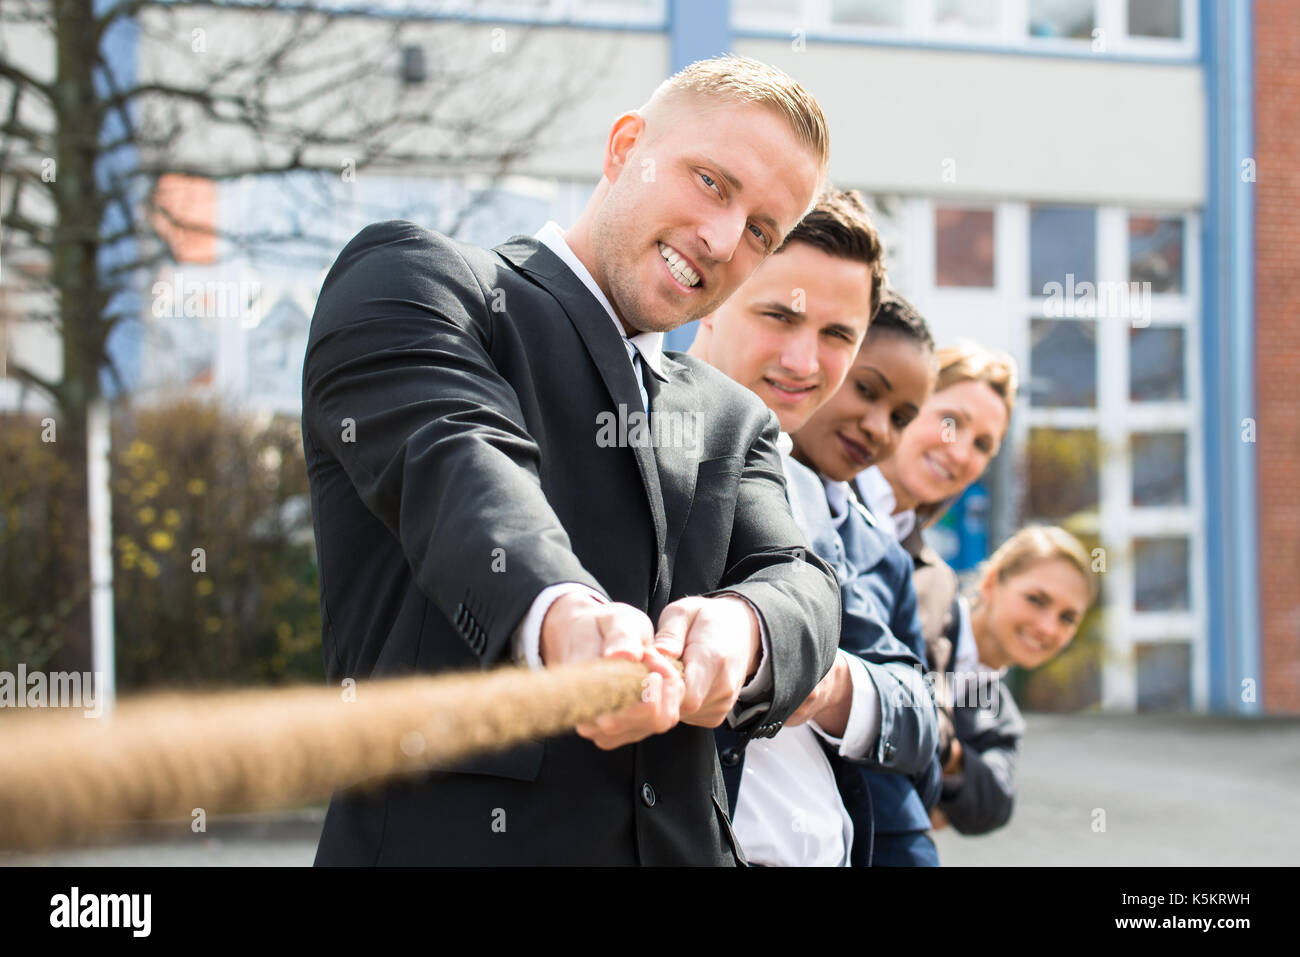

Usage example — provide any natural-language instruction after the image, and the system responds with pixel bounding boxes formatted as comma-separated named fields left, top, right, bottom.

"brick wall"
left=1254, top=0, right=1300, bottom=713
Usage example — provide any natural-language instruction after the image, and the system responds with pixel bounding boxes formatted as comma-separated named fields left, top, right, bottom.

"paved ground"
left=933, top=713, right=1300, bottom=866
left=5, top=713, right=1297, bottom=866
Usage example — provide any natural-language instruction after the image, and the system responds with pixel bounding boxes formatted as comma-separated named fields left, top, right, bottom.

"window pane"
left=1129, top=215, right=1184, bottom=294
left=474, top=0, right=555, bottom=15
left=1133, top=536, right=1189, bottom=611
left=730, top=0, right=801, bottom=19
left=1028, top=0, right=1095, bottom=38
left=1131, top=431, right=1187, bottom=507
left=1030, top=205, right=1096, bottom=296
left=575, top=0, right=665, bottom=21
left=1024, top=428, right=1100, bottom=522
left=1030, top=318, right=1096, bottom=407
left=935, top=0, right=999, bottom=30
left=1136, top=641, right=1191, bottom=712
left=935, top=207, right=995, bottom=287
left=830, top=0, right=905, bottom=27
left=1130, top=326, right=1185, bottom=402
left=1128, top=0, right=1182, bottom=39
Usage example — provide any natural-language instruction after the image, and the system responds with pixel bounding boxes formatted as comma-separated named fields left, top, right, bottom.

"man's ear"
left=685, top=315, right=714, bottom=361
left=603, top=111, right=646, bottom=183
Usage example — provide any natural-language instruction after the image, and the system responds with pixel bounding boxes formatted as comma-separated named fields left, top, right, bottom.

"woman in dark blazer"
left=931, top=525, right=1097, bottom=833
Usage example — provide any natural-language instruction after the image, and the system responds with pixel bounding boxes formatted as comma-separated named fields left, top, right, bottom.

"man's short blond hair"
left=643, top=54, right=830, bottom=197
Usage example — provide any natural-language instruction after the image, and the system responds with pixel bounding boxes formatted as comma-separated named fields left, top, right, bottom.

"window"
left=1131, top=432, right=1187, bottom=507
left=1024, top=427, right=1100, bottom=522
left=934, top=0, right=1000, bottom=32
left=1127, top=0, right=1182, bottom=39
left=472, top=0, right=556, bottom=16
left=732, top=0, right=801, bottom=13
left=829, top=0, right=905, bottom=28
left=1130, top=214, right=1185, bottom=294
left=935, top=207, right=995, bottom=287
left=1133, top=536, right=1190, bottom=611
left=730, top=0, right=1196, bottom=57
left=1028, top=0, right=1094, bottom=39
left=440, top=0, right=668, bottom=24
left=1136, top=641, right=1191, bottom=712
left=897, top=198, right=1201, bottom=712
left=1130, top=326, right=1185, bottom=402
left=1030, top=319, right=1096, bottom=407
left=1030, top=205, right=1096, bottom=297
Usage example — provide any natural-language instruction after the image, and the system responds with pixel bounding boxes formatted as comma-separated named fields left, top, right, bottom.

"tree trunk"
left=46, top=0, right=107, bottom=675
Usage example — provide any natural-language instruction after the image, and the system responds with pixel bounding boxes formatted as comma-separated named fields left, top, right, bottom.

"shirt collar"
left=819, top=477, right=852, bottom=529
left=855, top=465, right=916, bottom=542
left=955, top=596, right=1009, bottom=678
left=534, top=221, right=666, bottom=380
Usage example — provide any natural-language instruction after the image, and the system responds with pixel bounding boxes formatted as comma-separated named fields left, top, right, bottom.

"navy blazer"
left=717, top=457, right=936, bottom=866
left=937, top=641, right=1026, bottom=834
left=836, top=496, right=943, bottom=842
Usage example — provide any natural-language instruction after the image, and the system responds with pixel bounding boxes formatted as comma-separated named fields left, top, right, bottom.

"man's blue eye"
left=749, top=223, right=769, bottom=246
left=701, top=173, right=719, bottom=191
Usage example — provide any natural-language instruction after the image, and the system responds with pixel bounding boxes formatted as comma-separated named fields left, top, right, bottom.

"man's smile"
left=763, top=377, right=817, bottom=402
left=658, top=242, right=702, bottom=288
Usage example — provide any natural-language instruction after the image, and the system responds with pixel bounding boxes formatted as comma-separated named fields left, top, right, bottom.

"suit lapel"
left=644, top=354, right=699, bottom=612
left=495, top=236, right=669, bottom=579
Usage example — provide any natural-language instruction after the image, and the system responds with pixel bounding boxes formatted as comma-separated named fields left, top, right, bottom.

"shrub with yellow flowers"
left=1, top=398, right=324, bottom=688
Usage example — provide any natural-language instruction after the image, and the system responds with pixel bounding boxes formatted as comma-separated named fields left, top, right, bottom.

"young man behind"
left=689, top=189, right=937, bottom=866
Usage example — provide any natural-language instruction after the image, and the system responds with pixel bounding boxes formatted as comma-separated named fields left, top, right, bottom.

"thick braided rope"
left=0, top=658, right=654, bottom=852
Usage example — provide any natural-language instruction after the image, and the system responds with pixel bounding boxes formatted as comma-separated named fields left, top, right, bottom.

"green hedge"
left=0, top=399, right=324, bottom=689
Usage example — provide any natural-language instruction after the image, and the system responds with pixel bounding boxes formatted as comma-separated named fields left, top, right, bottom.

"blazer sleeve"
left=708, top=412, right=840, bottom=731
left=782, top=463, right=935, bottom=773
left=889, top=553, right=929, bottom=664
left=836, top=573, right=937, bottom=777
left=843, top=546, right=938, bottom=775
left=302, top=221, right=606, bottom=667
left=939, top=680, right=1026, bottom=834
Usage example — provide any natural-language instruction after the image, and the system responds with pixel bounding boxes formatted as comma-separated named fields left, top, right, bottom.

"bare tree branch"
left=3, top=358, right=60, bottom=400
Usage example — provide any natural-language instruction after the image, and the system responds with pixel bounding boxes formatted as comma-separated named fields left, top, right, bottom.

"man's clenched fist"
left=652, top=595, right=762, bottom=729
left=540, top=592, right=685, bottom=750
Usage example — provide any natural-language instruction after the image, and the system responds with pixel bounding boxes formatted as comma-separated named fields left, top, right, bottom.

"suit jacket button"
left=720, top=747, right=741, bottom=768
left=883, top=742, right=896, bottom=761
left=640, top=783, right=656, bottom=807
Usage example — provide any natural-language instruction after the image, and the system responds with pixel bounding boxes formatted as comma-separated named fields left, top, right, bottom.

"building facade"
left=1, top=0, right=1280, bottom=714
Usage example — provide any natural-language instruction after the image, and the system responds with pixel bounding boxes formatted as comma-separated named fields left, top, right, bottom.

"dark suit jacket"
left=301, top=221, right=840, bottom=865
left=898, top=525, right=960, bottom=812
left=936, top=641, right=1026, bottom=835
left=716, top=457, right=935, bottom=866
left=897, top=525, right=1025, bottom=834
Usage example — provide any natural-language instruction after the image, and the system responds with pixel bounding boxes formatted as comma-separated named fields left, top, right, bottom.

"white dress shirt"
left=732, top=721, right=853, bottom=866
left=511, top=223, right=771, bottom=714
left=854, top=465, right=916, bottom=543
